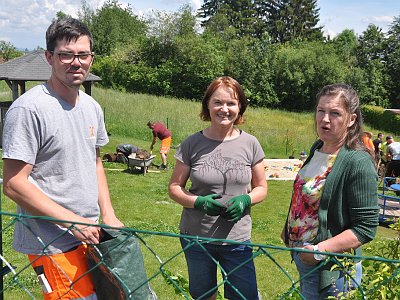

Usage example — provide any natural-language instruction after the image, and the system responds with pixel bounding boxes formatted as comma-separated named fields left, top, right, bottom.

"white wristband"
left=313, top=244, right=327, bottom=261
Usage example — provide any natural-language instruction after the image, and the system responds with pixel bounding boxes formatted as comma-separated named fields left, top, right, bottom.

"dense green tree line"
left=83, top=0, right=400, bottom=110
left=1, top=0, right=399, bottom=110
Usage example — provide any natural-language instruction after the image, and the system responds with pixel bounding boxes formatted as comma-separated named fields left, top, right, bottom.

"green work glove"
left=225, top=194, right=251, bottom=222
left=194, top=194, right=224, bottom=216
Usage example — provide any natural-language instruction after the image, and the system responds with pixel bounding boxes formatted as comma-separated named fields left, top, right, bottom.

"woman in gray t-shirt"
left=169, top=76, right=267, bottom=300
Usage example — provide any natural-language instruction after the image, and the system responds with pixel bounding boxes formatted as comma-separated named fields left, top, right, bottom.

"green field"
left=0, top=82, right=397, bottom=299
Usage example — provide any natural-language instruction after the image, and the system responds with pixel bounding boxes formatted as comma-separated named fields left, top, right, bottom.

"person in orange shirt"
left=362, top=131, right=375, bottom=154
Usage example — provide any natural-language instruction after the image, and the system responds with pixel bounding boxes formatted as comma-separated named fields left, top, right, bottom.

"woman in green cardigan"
left=282, top=84, right=379, bottom=299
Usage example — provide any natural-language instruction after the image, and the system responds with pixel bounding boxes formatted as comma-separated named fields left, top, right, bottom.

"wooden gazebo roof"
left=0, top=50, right=101, bottom=100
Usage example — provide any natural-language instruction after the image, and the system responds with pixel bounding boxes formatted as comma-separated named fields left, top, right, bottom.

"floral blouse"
left=287, top=150, right=337, bottom=243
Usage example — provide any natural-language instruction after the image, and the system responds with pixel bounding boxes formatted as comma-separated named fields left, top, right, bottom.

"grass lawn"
left=0, top=83, right=398, bottom=299
left=1, top=136, right=395, bottom=299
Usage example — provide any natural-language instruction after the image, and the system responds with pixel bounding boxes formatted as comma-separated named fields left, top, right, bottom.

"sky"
left=0, top=0, right=398, bottom=50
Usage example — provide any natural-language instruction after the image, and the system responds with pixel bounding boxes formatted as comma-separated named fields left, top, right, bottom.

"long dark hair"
left=316, top=84, right=373, bottom=157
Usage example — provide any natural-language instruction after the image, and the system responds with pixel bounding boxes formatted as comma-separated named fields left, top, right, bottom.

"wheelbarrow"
left=127, top=154, right=156, bottom=175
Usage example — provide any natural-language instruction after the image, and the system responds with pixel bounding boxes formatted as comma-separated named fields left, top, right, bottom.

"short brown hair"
left=46, top=17, right=93, bottom=52
left=200, top=76, right=248, bottom=125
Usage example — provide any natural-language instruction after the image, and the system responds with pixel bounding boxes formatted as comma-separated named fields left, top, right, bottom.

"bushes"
left=358, top=219, right=400, bottom=299
left=362, top=105, right=400, bottom=134
left=86, top=3, right=400, bottom=111
left=362, top=105, right=385, bottom=129
left=272, top=41, right=349, bottom=110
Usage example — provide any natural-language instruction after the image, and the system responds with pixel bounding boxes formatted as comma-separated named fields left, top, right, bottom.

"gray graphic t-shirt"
left=175, top=130, right=265, bottom=242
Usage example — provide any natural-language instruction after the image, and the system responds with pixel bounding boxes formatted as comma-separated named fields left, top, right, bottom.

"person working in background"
left=362, top=131, right=374, bottom=154
left=147, top=120, right=172, bottom=170
left=115, top=143, right=139, bottom=163
left=373, top=132, right=384, bottom=164
left=385, top=136, right=400, bottom=177
left=380, top=135, right=392, bottom=165
left=2, top=17, right=123, bottom=299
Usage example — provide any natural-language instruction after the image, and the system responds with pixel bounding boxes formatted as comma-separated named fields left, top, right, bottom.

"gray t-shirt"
left=2, top=84, right=109, bottom=254
left=175, top=130, right=265, bottom=242
left=387, top=142, right=400, bottom=160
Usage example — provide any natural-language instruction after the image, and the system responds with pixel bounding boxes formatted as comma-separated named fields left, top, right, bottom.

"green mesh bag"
left=86, top=228, right=157, bottom=300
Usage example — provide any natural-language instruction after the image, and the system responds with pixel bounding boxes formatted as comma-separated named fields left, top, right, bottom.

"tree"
left=167, top=35, right=225, bottom=99
left=0, top=41, right=22, bottom=61
left=199, top=0, right=267, bottom=38
left=202, top=10, right=238, bottom=43
left=198, top=0, right=219, bottom=18
left=176, top=5, right=199, bottom=37
left=224, top=36, right=278, bottom=107
left=266, top=0, right=323, bottom=43
left=355, top=25, right=389, bottom=107
left=357, top=24, right=386, bottom=66
left=78, top=0, right=94, bottom=26
left=272, top=41, right=347, bottom=110
left=352, top=61, right=389, bottom=107
left=86, top=0, right=147, bottom=56
left=199, top=0, right=323, bottom=42
left=331, top=29, right=358, bottom=66
left=56, top=11, right=70, bottom=20
left=143, top=5, right=198, bottom=67
left=385, top=16, right=400, bottom=106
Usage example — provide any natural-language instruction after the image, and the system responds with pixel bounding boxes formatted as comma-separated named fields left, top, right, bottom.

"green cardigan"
left=284, top=140, right=380, bottom=291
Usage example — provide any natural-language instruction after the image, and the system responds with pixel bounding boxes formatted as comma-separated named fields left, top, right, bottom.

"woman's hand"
left=194, top=194, right=224, bottom=216
left=299, top=244, right=319, bottom=266
left=225, top=194, right=251, bottom=222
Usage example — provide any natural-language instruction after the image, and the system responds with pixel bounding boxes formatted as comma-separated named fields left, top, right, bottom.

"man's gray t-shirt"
left=388, top=142, right=400, bottom=160
left=2, top=84, right=109, bottom=254
left=175, top=131, right=265, bottom=243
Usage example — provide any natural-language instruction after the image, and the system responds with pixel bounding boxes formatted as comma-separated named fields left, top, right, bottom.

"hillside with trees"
left=1, top=0, right=399, bottom=110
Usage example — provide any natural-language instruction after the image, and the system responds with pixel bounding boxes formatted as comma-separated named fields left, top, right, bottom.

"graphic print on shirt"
left=89, top=126, right=95, bottom=139
left=199, top=149, right=249, bottom=195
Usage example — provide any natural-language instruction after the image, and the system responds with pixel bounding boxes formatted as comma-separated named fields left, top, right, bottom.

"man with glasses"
left=2, top=17, right=123, bottom=299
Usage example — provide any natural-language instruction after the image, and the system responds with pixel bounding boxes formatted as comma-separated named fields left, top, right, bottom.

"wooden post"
left=11, top=81, right=18, bottom=100
left=83, top=81, right=92, bottom=95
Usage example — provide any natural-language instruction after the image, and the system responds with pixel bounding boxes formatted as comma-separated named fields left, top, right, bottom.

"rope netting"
left=0, top=212, right=399, bottom=299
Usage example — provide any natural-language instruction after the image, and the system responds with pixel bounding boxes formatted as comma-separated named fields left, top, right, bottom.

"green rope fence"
left=0, top=212, right=399, bottom=299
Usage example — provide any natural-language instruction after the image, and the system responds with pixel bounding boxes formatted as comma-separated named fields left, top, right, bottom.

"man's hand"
left=102, top=215, right=124, bottom=228
left=225, top=194, right=251, bottom=222
left=194, top=194, right=224, bottom=216
left=71, top=222, right=101, bottom=244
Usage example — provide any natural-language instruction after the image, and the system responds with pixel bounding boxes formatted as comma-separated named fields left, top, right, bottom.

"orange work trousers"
left=28, top=245, right=96, bottom=300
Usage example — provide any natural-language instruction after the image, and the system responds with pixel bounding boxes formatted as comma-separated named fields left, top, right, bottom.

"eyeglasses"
left=51, top=51, right=94, bottom=64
